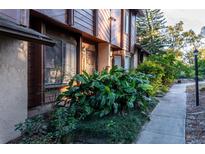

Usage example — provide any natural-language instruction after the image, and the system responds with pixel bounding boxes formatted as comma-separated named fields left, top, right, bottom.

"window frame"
left=124, top=10, right=129, bottom=34
left=124, top=56, right=131, bottom=71
left=44, top=34, right=77, bottom=88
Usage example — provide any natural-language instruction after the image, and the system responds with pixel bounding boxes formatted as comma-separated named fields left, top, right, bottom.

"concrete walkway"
left=136, top=83, right=190, bottom=144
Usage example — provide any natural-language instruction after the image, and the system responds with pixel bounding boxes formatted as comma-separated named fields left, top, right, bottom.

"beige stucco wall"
left=0, top=36, right=28, bottom=143
left=98, top=43, right=111, bottom=72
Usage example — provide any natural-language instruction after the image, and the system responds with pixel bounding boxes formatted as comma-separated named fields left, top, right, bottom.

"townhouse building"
left=0, top=9, right=145, bottom=143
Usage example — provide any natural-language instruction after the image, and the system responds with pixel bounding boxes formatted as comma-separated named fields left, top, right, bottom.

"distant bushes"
left=137, top=52, right=179, bottom=94
left=137, top=61, right=164, bottom=95
left=175, top=60, right=194, bottom=79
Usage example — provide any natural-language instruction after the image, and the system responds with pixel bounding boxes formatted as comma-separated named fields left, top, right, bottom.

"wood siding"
left=130, top=12, right=136, bottom=53
left=111, top=9, right=122, bottom=47
left=34, top=9, right=67, bottom=24
left=97, top=9, right=111, bottom=42
left=0, top=9, right=20, bottom=23
left=0, top=9, right=29, bottom=26
left=73, top=9, right=95, bottom=36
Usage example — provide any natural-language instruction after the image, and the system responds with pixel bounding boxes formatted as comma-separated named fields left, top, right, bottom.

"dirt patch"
left=186, top=83, right=205, bottom=143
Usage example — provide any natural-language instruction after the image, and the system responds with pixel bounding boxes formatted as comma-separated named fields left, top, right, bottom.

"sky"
left=163, top=9, right=205, bottom=34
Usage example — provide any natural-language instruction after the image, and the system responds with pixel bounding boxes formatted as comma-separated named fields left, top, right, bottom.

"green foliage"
left=57, top=66, right=153, bottom=119
left=166, top=21, right=184, bottom=52
left=175, top=60, right=194, bottom=79
left=148, top=52, right=178, bottom=86
left=15, top=66, right=155, bottom=143
left=15, top=115, right=47, bottom=137
left=137, top=52, right=184, bottom=94
left=73, top=109, right=154, bottom=143
left=198, top=59, right=205, bottom=80
left=136, top=9, right=167, bottom=53
left=137, top=61, right=164, bottom=95
left=15, top=108, right=78, bottom=144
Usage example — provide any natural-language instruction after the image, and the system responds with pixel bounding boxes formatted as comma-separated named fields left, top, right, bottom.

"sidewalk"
left=136, top=83, right=190, bottom=144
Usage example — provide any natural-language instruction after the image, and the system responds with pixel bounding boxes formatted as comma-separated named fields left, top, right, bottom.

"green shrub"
left=148, top=52, right=178, bottom=86
left=175, top=60, right=194, bottom=79
left=15, top=66, right=154, bottom=143
left=15, top=108, right=78, bottom=144
left=57, top=66, right=153, bottom=119
left=136, top=61, right=164, bottom=95
left=198, top=59, right=205, bottom=80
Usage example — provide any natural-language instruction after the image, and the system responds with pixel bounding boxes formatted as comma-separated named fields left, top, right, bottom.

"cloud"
left=163, top=9, right=205, bottom=34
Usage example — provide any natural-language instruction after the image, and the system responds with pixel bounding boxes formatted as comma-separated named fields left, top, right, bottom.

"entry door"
left=81, top=42, right=97, bottom=74
left=28, top=17, right=43, bottom=108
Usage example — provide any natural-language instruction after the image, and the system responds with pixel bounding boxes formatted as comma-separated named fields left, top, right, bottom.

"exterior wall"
left=98, top=43, right=111, bottom=71
left=73, top=9, right=95, bottom=36
left=122, top=10, right=130, bottom=52
left=0, top=9, right=29, bottom=26
left=0, top=36, right=28, bottom=143
left=111, top=9, right=122, bottom=47
left=34, top=9, right=67, bottom=24
left=130, top=12, right=137, bottom=53
left=97, top=9, right=111, bottom=42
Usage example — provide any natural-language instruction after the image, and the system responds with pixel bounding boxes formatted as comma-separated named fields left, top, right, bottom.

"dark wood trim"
left=129, top=10, right=132, bottom=53
left=95, top=43, right=99, bottom=72
left=77, top=34, right=82, bottom=74
left=121, top=9, right=124, bottom=49
left=28, top=15, right=44, bottom=108
left=94, top=9, right=98, bottom=37
left=41, top=22, right=46, bottom=104
left=67, top=9, right=74, bottom=26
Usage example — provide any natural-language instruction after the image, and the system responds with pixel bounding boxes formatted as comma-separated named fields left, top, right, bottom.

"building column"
left=98, top=43, right=111, bottom=72
left=131, top=50, right=139, bottom=69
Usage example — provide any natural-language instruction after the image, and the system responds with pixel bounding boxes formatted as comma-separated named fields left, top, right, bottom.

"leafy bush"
left=198, top=59, right=205, bottom=80
left=15, top=108, right=78, bottom=143
left=57, top=66, right=153, bottom=119
left=148, top=52, right=178, bottom=86
left=175, top=60, right=194, bottom=79
left=136, top=61, right=164, bottom=95
left=15, top=66, right=154, bottom=143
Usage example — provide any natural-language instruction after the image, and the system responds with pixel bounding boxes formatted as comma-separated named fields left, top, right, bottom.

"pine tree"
left=136, top=9, right=167, bottom=54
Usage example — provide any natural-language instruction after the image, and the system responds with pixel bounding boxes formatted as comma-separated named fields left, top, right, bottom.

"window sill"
left=45, top=83, right=68, bottom=89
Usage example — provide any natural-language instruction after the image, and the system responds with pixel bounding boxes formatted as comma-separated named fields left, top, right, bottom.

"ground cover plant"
left=14, top=66, right=157, bottom=144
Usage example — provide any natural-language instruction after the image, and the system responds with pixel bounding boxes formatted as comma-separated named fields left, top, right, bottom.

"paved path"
left=136, top=83, right=190, bottom=144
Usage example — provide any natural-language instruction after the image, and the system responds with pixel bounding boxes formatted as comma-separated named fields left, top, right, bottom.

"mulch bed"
left=186, top=84, right=205, bottom=144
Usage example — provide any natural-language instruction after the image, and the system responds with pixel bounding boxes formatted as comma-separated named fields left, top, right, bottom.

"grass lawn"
left=65, top=101, right=158, bottom=144
left=11, top=100, right=158, bottom=144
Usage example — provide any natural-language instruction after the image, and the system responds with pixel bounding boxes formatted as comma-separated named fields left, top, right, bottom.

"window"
left=125, top=11, right=129, bottom=34
left=45, top=38, right=77, bottom=85
left=113, top=56, right=122, bottom=67
left=124, top=56, right=131, bottom=71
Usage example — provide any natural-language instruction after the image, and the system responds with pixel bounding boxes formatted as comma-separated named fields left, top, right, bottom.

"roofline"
left=135, top=43, right=151, bottom=55
left=0, top=16, right=55, bottom=46
left=131, top=9, right=144, bottom=17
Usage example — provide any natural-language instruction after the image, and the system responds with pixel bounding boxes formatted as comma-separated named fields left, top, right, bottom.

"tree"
left=166, top=21, right=185, bottom=59
left=166, top=21, right=203, bottom=63
left=136, top=9, right=167, bottom=54
left=183, top=29, right=203, bottom=49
